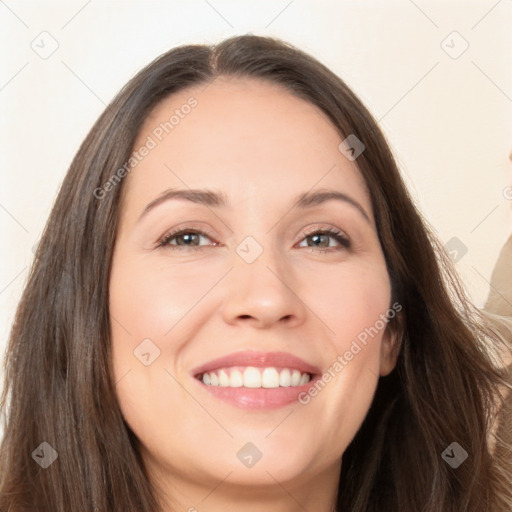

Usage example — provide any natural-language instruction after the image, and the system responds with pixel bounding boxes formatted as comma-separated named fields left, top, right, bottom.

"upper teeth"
left=201, top=366, right=311, bottom=388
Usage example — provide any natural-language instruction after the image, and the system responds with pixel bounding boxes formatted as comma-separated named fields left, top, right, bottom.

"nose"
left=221, top=245, right=307, bottom=329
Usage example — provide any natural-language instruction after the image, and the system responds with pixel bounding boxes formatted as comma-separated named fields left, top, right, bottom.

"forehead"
left=121, top=76, right=371, bottom=220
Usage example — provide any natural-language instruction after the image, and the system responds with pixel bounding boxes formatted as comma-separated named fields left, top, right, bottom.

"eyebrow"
left=138, top=187, right=371, bottom=223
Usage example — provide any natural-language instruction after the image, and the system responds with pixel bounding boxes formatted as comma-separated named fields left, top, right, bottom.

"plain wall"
left=1, top=0, right=511, bottom=441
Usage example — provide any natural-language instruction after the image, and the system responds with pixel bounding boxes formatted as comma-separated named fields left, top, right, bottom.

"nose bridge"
left=236, top=233, right=290, bottom=296
left=237, top=235, right=286, bottom=288
left=221, top=232, right=306, bottom=327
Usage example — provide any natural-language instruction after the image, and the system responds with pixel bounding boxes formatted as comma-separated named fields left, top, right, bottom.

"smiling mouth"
left=196, top=366, right=313, bottom=388
left=190, top=350, right=322, bottom=408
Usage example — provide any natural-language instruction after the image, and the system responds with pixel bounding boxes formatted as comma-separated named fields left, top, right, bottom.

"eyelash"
left=156, top=226, right=351, bottom=253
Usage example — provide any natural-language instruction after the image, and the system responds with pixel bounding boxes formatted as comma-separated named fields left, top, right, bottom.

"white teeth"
left=218, top=369, right=230, bottom=387
left=229, top=369, right=243, bottom=387
left=279, top=368, right=291, bottom=387
left=261, top=367, right=280, bottom=388
left=243, top=367, right=261, bottom=388
left=299, top=372, right=310, bottom=385
left=291, top=369, right=301, bottom=386
left=200, top=366, right=312, bottom=388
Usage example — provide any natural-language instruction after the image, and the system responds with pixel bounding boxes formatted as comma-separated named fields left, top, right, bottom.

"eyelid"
left=297, top=223, right=349, bottom=241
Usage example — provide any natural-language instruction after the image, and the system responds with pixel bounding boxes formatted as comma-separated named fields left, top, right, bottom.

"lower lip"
left=193, top=375, right=320, bottom=410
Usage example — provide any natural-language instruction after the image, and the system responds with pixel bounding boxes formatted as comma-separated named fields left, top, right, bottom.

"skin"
left=109, top=76, right=400, bottom=512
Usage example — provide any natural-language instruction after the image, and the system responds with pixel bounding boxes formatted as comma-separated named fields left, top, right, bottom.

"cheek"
left=300, top=258, right=392, bottom=344
left=108, top=251, right=227, bottom=409
left=294, top=260, right=391, bottom=443
left=109, top=251, right=223, bottom=352
left=108, top=253, right=221, bottom=455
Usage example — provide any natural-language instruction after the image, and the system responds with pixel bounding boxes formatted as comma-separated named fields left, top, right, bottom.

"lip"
left=190, top=350, right=322, bottom=377
left=190, top=350, right=322, bottom=410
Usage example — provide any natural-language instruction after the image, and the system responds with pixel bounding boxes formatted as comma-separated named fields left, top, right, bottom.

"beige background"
left=1, top=0, right=511, bottom=440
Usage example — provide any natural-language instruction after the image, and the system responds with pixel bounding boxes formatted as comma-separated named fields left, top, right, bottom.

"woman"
left=0, top=34, right=510, bottom=512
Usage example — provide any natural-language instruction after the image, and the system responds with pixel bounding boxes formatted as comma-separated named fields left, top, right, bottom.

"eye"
left=297, top=228, right=351, bottom=252
left=156, top=227, right=218, bottom=251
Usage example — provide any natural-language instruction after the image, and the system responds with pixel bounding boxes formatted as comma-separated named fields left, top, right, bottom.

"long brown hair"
left=1, top=34, right=511, bottom=512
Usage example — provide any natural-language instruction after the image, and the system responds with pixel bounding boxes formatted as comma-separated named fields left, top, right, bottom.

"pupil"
left=311, top=234, right=327, bottom=247
left=180, top=233, right=198, bottom=246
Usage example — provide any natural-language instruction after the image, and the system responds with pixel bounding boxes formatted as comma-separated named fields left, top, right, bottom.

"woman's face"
left=109, top=77, right=399, bottom=504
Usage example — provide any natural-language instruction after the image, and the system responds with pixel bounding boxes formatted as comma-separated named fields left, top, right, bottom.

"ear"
left=379, top=312, right=403, bottom=376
